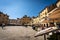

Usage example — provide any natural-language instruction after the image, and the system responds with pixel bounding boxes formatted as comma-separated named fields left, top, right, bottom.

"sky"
left=0, top=0, right=57, bottom=19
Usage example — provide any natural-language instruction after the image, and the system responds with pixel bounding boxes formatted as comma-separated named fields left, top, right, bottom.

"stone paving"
left=0, top=26, right=44, bottom=40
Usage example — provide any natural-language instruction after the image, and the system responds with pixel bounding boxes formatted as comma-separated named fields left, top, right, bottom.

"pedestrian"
left=42, top=25, right=46, bottom=30
left=2, top=23, right=5, bottom=29
left=32, top=25, right=35, bottom=30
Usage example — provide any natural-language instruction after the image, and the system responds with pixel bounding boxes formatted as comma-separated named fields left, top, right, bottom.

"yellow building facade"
left=38, top=0, right=60, bottom=27
left=39, top=8, right=48, bottom=23
left=32, top=17, right=40, bottom=25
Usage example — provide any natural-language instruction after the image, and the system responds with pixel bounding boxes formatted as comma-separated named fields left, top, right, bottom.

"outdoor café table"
left=34, top=27, right=58, bottom=40
left=35, top=27, right=58, bottom=36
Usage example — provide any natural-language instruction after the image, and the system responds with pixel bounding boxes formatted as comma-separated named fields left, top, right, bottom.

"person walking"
left=2, top=23, right=5, bottom=29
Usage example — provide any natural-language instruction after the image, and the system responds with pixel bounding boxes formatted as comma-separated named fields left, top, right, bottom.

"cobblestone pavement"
left=0, top=26, right=45, bottom=40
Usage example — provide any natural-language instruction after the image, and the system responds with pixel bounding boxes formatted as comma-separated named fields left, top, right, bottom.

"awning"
left=48, top=9, right=60, bottom=22
left=49, top=9, right=60, bottom=19
left=41, top=19, right=48, bottom=23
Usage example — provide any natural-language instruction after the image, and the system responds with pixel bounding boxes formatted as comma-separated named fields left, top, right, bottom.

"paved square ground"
left=0, top=26, right=45, bottom=40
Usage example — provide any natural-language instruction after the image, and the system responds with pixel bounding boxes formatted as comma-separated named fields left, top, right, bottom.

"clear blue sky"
left=0, top=0, right=57, bottom=19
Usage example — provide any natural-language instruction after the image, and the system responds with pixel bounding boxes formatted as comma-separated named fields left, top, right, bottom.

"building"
left=0, top=12, right=9, bottom=25
left=19, top=15, right=32, bottom=25
left=48, top=0, right=60, bottom=26
left=38, top=0, right=60, bottom=27
left=16, top=18, right=21, bottom=25
left=9, top=18, right=21, bottom=26
left=56, top=0, right=60, bottom=7
left=32, top=17, right=40, bottom=25
left=9, top=15, right=32, bottom=26
left=9, top=19, right=17, bottom=25
left=39, top=7, right=48, bottom=23
left=39, top=4, right=57, bottom=22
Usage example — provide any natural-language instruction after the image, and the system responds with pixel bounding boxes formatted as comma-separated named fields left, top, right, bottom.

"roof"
left=0, top=11, right=9, bottom=17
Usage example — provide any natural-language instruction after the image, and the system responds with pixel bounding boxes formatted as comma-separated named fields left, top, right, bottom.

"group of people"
left=32, top=23, right=59, bottom=31
left=33, top=23, right=60, bottom=40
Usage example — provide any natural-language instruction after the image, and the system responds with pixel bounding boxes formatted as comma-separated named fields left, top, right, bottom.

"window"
left=4, top=15, right=5, bottom=17
left=45, top=12, right=47, bottom=15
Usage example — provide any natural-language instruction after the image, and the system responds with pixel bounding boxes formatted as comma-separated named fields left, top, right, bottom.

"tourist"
left=2, top=23, right=5, bottom=29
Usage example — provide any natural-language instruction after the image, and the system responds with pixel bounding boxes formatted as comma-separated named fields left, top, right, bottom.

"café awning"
left=49, top=10, right=60, bottom=19
left=41, top=19, right=47, bottom=23
left=48, top=9, right=60, bottom=22
left=42, top=19, right=53, bottom=23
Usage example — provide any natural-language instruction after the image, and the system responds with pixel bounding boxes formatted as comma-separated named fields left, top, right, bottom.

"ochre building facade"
left=0, top=12, right=9, bottom=25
